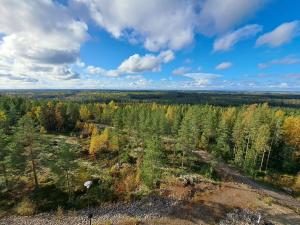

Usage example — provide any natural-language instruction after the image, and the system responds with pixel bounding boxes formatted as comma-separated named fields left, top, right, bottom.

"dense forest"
left=2, top=90, right=300, bottom=107
left=0, top=93, right=299, bottom=216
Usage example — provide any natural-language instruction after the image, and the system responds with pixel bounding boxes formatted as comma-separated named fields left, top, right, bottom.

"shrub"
left=263, top=196, right=273, bottom=206
left=56, top=206, right=64, bottom=218
left=293, top=173, right=300, bottom=190
left=200, top=163, right=217, bottom=180
left=31, top=185, right=69, bottom=211
left=117, top=217, right=142, bottom=225
left=16, top=198, right=36, bottom=216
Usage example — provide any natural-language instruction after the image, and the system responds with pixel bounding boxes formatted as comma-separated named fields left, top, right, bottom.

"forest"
left=0, top=92, right=300, bottom=219
left=2, top=90, right=300, bottom=107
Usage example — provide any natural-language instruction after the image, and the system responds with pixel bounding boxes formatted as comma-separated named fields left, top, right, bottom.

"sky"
left=0, top=0, right=300, bottom=91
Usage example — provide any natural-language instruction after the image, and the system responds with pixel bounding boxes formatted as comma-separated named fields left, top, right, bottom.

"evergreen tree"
left=141, top=135, right=164, bottom=188
left=176, top=109, right=197, bottom=168
left=49, top=143, right=78, bottom=200
left=12, top=115, right=42, bottom=189
left=0, top=128, right=9, bottom=188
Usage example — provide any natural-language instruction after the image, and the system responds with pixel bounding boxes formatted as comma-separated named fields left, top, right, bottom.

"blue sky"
left=0, top=0, right=300, bottom=90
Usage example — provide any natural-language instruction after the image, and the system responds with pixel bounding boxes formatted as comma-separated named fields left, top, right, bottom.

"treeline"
left=1, top=96, right=299, bottom=176
left=2, top=90, right=300, bottom=107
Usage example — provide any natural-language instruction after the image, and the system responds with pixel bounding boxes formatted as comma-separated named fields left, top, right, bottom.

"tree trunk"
left=259, top=149, right=266, bottom=172
left=265, top=134, right=275, bottom=172
left=181, top=150, right=185, bottom=169
left=243, top=136, right=250, bottom=169
left=173, top=147, right=176, bottom=166
left=66, top=171, right=71, bottom=201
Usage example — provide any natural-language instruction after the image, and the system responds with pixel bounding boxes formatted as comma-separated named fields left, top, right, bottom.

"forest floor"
left=1, top=151, right=300, bottom=225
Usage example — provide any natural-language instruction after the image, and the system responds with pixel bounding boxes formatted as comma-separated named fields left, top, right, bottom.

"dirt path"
left=196, top=150, right=300, bottom=211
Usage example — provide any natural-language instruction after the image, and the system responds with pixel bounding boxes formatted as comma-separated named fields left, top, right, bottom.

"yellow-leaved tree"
left=89, top=128, right=110, bottom=156
left=283, top=116, right=300, bottom=156
left=79, top=105, right=90, bottom=122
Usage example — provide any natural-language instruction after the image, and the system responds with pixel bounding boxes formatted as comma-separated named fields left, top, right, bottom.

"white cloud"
left=172, top=66, right=191, bottom=75
left=86, top=66, right=119, bottom=77
left=213, top=24, right=262, bottom=52
left=87, top=66, right=106, bottom=75
left=256, top=21, right=300, bottom=47
left=118, top=50, right=174, bottom=73
left=72, top=0, right=266, bottom=51
left=87, top=50, right=174, bottom=77
left=258, top=55, right=300, bottom=69
left=181, top=72, right=221, bottom=87
left=197, top=0, right=266, bottom=35
left=215, top=62, right=233, bottom=70
left=268, top=82, right=289, bottom=88
left=0, top=0, right=88, bottom=83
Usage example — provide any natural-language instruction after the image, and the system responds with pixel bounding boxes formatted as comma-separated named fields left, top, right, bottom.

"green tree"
left=176, top=109, right=198, bottom=168
left=13, top=115, right=42, bottom=189
left=141, top=135, right=164, bottom=188
left=49, top=143, right=78, bottom=200
left=0, top=129, right=9, bottom=188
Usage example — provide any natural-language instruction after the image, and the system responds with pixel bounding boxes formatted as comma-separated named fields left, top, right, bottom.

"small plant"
left=56, top=206, right=64, bottom=218
left=67, top=209, right=77, bottom=217
left=16, top=198, right=36, bottom=216
left=117, top=217, right=142, bottom=225
left=263, top=196, right=273, bottom=206
left=104, top=220, right=113, bottom=225
left=92, top=221, right=112, bottom=225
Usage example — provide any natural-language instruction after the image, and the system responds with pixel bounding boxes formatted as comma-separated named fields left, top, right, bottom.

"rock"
left=0, top=196, right=175, bottom=225
left=219, top=208, right=274, bottom=225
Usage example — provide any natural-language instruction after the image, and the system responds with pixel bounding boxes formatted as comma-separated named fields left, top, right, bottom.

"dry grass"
left=263, top=196, right=274, bottom=206
left=15, top=198, right=36, bottom=216
left=55, top=206, right=64, bottom=219
left=146, top=217, right=197, bottom=225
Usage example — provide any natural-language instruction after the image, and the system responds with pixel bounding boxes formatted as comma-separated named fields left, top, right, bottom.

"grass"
left=15, top=198, right=36, bottom=216
left=263, top=196, right=274, bottom=206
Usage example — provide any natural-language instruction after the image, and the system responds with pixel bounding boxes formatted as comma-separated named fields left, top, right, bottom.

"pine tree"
left=49, top=143, right=78, bottom=200
left=176, top=109, right=196, bottom=168
left=13, top=115, right=42, bottom=189
left=0, top=128, right=9, bottom=188
left=141, top=135, right=164, bottom=188
left=215, top=107, right=236, bottom=160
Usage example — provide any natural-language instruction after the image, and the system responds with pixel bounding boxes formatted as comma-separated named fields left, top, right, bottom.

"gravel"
left=0, top=196, right=178, bottom=225
left=219, top=208, right=274, bottom=225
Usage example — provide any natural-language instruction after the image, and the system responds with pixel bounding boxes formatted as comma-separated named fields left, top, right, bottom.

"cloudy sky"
left=0, top=0, right=300, bottom=90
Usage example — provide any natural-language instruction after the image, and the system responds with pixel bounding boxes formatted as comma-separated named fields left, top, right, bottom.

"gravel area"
left=219, top=209, right=274, bottom=225
left=0, top=196, right=179, bottom=225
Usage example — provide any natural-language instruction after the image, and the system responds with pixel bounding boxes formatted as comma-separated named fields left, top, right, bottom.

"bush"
left=31, top=185, right=69, bottom=211
left=293, top=173, right=300, bottom=194
left=117, top=217, right=142, bottom=225
left=74, top=183, right=117, bottom=209
left=200, top=163, right=217, bottom=180
left=56, top=206, right=64, bottom=218
left=263, top=196, right=273, bottom=206
left=16, top=198, right=36, bottom=216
